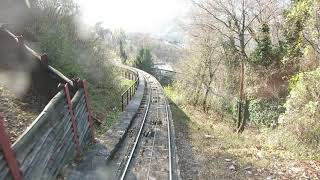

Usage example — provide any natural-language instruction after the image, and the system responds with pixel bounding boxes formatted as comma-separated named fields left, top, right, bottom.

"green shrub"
left=164, top=85, right=184, bottom=105
left=221, top=97, right=236, bottom=115
left=280, top=68, right=320, bottom=147
left=248, top=98, right=284, bottom=127
left=25, top=0, right=123, bottom=130
left=40, top=31, right=83, bottom=78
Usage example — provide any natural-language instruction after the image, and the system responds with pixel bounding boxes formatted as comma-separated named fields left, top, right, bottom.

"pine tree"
left=135, top=48, right=153, bottom=73
left=251, top=23, right=273, bottom=66
left=119, top=40, right=127, bottom=63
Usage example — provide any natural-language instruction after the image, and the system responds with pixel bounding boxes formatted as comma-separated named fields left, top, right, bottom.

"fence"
left=0, top=26, right=141, bottom=180
left=0, top=27, right=74, bottom=100
left=0, top=80, right=94, bottom=180
left=121, top=70, right=139, bottom=111
left=0, top=27, right=95, bottom=180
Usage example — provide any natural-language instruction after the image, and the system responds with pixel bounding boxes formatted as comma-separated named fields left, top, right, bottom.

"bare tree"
left=187, top=0, right=284, bottom=132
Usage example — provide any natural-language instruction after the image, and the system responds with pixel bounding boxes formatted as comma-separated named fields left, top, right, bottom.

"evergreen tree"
left=135, top=48, right=144, bottom=69
left=135, top=48, right=153, bottom=73
left=119, top=40, right=127, bottom=63
left=251, top=23, right=274, bottom=66
left=143, top=48, right=153, bottom=73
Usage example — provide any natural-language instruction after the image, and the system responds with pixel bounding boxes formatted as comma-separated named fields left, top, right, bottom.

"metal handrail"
left=1, top=27, right=74, bottom=87
left=121, top=72, right=139, bottom=111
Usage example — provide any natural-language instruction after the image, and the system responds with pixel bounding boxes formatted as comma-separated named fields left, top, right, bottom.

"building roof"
left=153, top=63, right=174, bottom=72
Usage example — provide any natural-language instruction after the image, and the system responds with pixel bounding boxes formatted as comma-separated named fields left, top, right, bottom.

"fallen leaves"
left=0, top=86, right=42, bottom=143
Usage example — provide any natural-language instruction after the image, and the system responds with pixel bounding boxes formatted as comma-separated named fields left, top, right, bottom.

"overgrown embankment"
left=170, top=0, right=320, bottom=159
left=0, top=0, right=129, bottom=140
left=166, top=87, right=320, bottom=179
left=95, top=77, right=135, bottom=138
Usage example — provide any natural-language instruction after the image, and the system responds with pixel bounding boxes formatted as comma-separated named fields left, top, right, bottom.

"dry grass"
left=170, top=102, right=320, bottom=179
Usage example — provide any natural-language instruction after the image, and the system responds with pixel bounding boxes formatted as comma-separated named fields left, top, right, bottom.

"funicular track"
left=0, top=26, right=178, bottom=180
left=106, top=70, right=177, bottom=180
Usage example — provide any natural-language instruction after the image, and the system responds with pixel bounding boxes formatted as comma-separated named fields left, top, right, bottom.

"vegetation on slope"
left=167, top=0, right=320, bottom=159
left=7, top=0, right=131, bottom=135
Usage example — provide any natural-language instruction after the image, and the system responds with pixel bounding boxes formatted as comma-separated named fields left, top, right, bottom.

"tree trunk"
left=202, top=87, right=210, bottom=112
left=236, top=27, right=247, bottom=133
left=237, top=58, right=246, bottom=133
left=194, top=71, right=206, bottom=106
left=202, top=72, right=214, bottom=113
left=194, top=86, right=201, bottom=106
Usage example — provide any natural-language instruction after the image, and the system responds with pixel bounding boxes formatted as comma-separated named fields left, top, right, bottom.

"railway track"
left=106, top=70, right=177, bottom=180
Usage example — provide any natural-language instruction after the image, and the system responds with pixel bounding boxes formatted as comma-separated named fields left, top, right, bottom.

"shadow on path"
left=169, top=100, right=273, bottom=180
left=169, top=100, right=199, bottom=180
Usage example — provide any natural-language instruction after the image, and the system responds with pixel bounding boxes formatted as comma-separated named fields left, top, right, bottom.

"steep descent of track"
left=110, top=69, right=178, bottom=180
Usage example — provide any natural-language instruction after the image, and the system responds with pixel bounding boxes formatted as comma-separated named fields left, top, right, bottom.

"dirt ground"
left=0, top=86, right=45, bottom=143
left=170, top=101, right=320, bottom=180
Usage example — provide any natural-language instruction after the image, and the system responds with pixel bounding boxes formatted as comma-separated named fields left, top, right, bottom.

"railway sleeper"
left=142, top=130, right=155, bottom=138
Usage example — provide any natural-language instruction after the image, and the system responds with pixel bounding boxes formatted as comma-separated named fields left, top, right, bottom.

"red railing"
left=0, top=27, right=95, bottom=179
left=0, top=115, right=22, bottom=180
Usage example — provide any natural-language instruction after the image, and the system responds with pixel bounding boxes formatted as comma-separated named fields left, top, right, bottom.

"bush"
left=280, top=68, right=320, bottom=147
left=40, top=31, right=83, bottom=78
left=24, top=0, right=123, bottom=129
left=248, top=98, right=284, bottom=127
left=164, top=85, right=184, bottom=106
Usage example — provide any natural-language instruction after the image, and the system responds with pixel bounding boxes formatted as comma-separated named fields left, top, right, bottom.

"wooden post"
left=63, top=84, right=81, bottom=155
left=126, top=91, right=129, bottom=105
left=122, top=95, right=124, bottom=111
left=129, top=86, right=132, bottom=101
left=81, top=80, right=95, bottom=141
left=0, top=115, right=22, bottom=180
left=40, top=54, right=49, bottom=66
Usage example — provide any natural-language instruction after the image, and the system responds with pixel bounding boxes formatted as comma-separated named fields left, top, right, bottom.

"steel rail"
left=165, top=94, right=173, bottom=180
left=119, top=74, right=151, bottom=180
left=152, top=79, right=173, bottom=180
left=146, top=83, right=160, bottom=179
left=158, top=80, right=173, bottom=180
left=119, top=72, right=173, bottom=180
left=144, top=76, right=173, bottom=180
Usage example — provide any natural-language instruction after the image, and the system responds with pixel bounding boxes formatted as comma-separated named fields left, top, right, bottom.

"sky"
left=76, top=0, right=189, bottom=35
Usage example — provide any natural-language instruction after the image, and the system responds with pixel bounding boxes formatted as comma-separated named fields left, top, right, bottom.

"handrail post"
left=81, top=80, right=95, bottom=141
left=133, top=84, right=135, bottom=95
left=135, top=81, right=137, bottom=93
left=122, top=95, right=124, bottom=111
left=126, top=91, right=129, bottom=105
left=135, top=80, right=138, bottom=90
left=121, top=71, right=140, bottom=111
left=63, top=83, right=81, bottom=156
left=0, top=115, right=23, bottom=180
